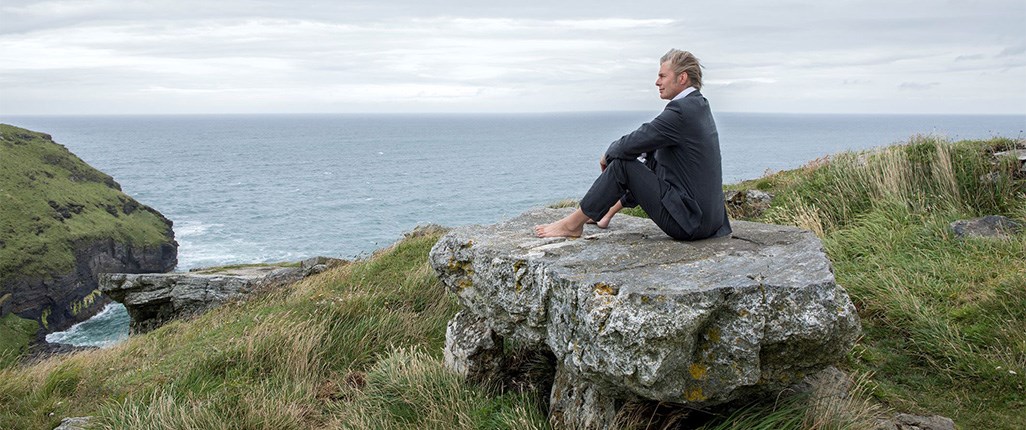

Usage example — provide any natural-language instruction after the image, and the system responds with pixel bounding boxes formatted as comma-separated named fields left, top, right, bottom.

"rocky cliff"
left=0, top=124, right=177, bottom=350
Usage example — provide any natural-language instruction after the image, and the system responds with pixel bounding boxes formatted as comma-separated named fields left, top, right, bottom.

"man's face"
left=656, top=61, right=688, bottom=100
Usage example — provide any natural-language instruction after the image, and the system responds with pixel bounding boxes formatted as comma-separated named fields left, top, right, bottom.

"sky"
left=0, top=0, right=1024, bottom=115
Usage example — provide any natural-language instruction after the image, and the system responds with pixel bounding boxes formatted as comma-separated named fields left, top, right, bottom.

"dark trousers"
left=580, top=158, right=689, bottom=240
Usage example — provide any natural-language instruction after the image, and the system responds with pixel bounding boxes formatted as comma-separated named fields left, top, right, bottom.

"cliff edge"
left=0, top=124, right=177, bottom=360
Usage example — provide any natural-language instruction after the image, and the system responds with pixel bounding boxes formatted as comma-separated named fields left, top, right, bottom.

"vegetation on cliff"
left=0, top=124, right=177, bottom=365
left=0, top=135, right=1022, bottom=429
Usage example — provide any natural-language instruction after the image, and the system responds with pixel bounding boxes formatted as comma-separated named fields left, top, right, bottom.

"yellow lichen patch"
left=707, top=328, right=721, bottom=343
left=593, top=282, right=617, bottom=296
left=513, top=260, right=527, bottom=292
left=457, top=278, right=473, bottom=289
left=689, top=363, right=708, bottom=380
left=447, top=257, right=474, bottom=276
left=738, top=309, right=749, bottom=317
left=685, top=386, right=706, bottom=402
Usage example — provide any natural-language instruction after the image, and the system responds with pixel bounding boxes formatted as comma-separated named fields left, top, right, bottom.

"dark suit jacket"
left=604, top=90, right=732, bottom=240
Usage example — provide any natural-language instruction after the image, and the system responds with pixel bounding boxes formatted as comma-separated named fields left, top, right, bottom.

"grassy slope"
left=727, top=136, right=1026, bottom=428
left=0, top=124, right=171, bottom=282
left=0, top=136, right=1022, bottom=429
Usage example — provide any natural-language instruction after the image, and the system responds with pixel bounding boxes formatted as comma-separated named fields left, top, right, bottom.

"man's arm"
left=604, top=103, right=683, bottom=160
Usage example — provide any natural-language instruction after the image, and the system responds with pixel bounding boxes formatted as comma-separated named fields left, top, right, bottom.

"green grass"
left=726, top=136, right=1026, bottom=428
left=1, top=135, right=1022, bottom=429
left=0, top=124, right=172, bottom=283
left=0, top=313, right=37, bottom=369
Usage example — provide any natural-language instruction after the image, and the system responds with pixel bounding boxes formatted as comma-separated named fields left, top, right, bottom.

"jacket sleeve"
left=604, top=102, right=682, bottom=160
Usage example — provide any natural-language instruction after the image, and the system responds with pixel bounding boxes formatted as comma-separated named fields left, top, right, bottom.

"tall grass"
left=741, top=136, right=1026, bottom=428
left=764, top=135, right=1023, bottom=237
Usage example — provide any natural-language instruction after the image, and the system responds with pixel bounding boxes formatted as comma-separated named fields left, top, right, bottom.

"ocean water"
left=7, top=111, right=1024, bottom=347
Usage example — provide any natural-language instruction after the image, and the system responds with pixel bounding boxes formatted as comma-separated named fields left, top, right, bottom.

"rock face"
left=101, top=257, right=344, bottom=333
left=949, top=215, right=1022, bottom=239
left=0, top=124, right=178, bottom=342
left=430, top=208, right=860, bottom=429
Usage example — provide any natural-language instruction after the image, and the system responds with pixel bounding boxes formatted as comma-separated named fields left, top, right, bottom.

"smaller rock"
left=54, top=416, right=91, bottom=430
left=300, top=256, right=346, bottom=271
left=789, top=366, right=852, bottom=400
left=950, top=215, right=1022, bottom=239
left=994, top=148, right=1026, bottom=177
left=300, top=256, right=345, bottom=276
left=404, top=223, right=449, bottom=239
left=725, top=189, right=774, bottom=218
left=262, top=267, right=305, bottom=286
left=876, top=413, right=955, bottom=430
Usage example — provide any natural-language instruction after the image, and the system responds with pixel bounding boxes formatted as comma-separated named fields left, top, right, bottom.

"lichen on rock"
left=430, top=207, right=861, bottom=429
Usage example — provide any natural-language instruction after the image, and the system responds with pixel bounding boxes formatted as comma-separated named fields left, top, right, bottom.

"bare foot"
left=534, top=219, right=584, bottom=238
left=595, top=201, right=624, bottom=229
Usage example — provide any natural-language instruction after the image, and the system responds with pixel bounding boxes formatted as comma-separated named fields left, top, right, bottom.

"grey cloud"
left=998, top=43, right=1026, bottom=57
left=955, top=54, right=985, bottom=62
left=899, top=82, right=940, bottom=91
left=1, top=0, right=1024, bottom=114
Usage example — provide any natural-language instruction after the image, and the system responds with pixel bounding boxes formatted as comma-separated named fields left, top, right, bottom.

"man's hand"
left=599, top=153, right=608, bottom=172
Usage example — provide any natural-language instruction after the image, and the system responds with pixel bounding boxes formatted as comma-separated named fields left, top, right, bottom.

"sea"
left=3, top=112, right=1023, bottom=348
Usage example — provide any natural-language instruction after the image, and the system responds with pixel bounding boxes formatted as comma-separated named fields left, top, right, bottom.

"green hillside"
left=0, top=124, right=171, bottom=281
left=1, top=124, right=176, bottom=365
left=1, top=136, right=1023, bottom=429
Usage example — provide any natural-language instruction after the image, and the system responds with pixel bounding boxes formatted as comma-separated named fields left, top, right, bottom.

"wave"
left=45, top=303, right=129, bottom=348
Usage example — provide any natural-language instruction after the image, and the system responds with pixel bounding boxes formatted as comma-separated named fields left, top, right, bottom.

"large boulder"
left=430, top=208, right=860, bottom=429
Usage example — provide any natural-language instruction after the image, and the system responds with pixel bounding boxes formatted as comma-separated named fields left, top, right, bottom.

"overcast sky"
left=1, top=0, right=1024, bottom=115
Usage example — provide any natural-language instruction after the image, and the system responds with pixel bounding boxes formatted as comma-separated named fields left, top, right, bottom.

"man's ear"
left=678, top=73, right=689, bottom=86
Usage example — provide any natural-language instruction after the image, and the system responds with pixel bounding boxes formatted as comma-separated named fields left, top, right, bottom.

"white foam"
left=45, top=303, right=129, bottom=348
left=175, top=220, right=224, bottom=237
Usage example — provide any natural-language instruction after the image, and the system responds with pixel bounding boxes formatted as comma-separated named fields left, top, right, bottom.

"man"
left=534, top=49, right=732, bottom=240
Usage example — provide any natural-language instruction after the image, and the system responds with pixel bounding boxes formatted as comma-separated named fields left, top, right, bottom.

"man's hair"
left=660, top=49, right=703, bottom=90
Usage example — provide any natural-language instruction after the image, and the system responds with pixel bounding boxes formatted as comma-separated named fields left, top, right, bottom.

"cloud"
left=898, top=82, right=940, bottom=91
left=1, top=0, right=1024, bottom=114
left=955, top=54, right=985, bottom=62
left=998, top=43, right=1026, bottom=57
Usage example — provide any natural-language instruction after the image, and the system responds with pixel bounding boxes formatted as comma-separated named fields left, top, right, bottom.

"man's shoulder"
left=667, top=91, right=709, bottom=111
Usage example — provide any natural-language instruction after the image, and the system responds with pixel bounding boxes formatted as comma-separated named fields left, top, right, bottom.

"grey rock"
left=725, top=189, right=774, bottom=218
left=430, top=208, right=861, bottom=429
left=876, top=413, right=955, bottom=430
left=301, top=256, right=346, bottom=272
left=53, top=416, right=91, bottom=430
left=444, top=310, right=504, bottom=382
left=950, top=215, right=1022, bottom=239
left=994, top=148, right=1026, bottom=176
left=101, top=260, right=338, bottom=334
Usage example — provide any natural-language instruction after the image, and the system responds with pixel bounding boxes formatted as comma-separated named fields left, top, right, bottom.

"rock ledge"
left=100, top=257, right=344, bottom=334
